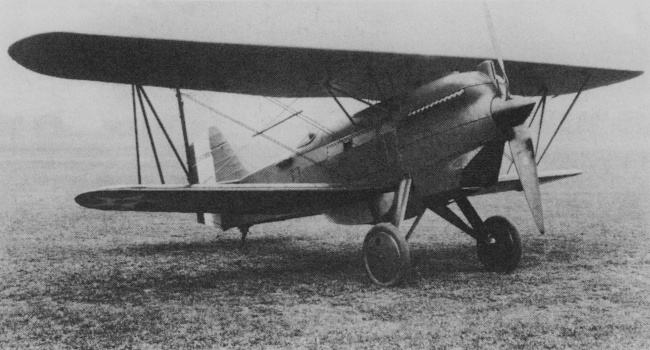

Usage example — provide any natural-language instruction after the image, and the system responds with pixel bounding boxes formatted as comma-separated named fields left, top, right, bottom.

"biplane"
left=8, top=29, right=641, bottom=286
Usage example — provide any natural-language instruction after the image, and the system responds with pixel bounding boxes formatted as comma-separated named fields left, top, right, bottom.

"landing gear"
left=363, top=223, right=410, bottom=286
left=476, top=216, right=521, bottom=272
left=362, top=176, right=413, bottom=286
left=429, top=197, right=523, bottom=273
left=361, top=180, right=524, bottom=285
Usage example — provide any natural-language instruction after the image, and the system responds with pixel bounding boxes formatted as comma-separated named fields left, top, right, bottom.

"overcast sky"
left=1, top=0, right=648, bottom=169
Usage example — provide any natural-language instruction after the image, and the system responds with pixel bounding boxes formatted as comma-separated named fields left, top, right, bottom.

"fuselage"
left=240, top=70, right=507, bottom=225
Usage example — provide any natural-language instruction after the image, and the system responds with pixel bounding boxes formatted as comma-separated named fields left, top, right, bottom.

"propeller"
left=483, top=1, right=511, bottom=100
left=482, top=1, right=544, bottom=234
left=491, top=98, right=545, bottom=234
left=509, top=121, right=544, bottom=233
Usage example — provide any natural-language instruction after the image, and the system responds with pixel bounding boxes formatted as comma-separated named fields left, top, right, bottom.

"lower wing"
left=468, top=169, right=582, bottom=196
left=76, top=170, right=580, bottom=216
left=75, top=183, right=391, bottom=215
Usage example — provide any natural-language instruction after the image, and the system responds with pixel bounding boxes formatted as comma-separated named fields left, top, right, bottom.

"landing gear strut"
left=429, top=197, right=522, bottom=273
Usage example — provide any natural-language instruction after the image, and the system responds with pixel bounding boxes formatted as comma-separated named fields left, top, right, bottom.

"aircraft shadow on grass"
left=47, top=236, right=600, bottom=304
left=81, top=239, right=489, bottom=294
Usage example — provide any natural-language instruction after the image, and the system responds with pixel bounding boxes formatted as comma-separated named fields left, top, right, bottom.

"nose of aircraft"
left=490, top=97, right=537, bottom=130
left=490, top=96, right=545, bottom=234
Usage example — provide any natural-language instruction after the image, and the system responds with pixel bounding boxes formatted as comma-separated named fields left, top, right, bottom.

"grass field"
left=1, top=145, right=649, bottom=349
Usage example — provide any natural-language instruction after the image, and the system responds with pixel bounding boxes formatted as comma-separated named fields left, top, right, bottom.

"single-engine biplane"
left=9, top=27, right=641, bottom=286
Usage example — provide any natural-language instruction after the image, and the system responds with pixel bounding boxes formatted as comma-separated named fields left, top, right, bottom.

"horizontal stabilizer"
left=469, top=169, right=582, bottom=196
left=75, top=183, right=391, bottom=215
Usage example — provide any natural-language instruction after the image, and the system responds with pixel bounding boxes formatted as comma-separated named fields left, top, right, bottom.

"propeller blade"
left=508, top=126, right=544, bottom=234
left=483, top=0, right=511, bottom=99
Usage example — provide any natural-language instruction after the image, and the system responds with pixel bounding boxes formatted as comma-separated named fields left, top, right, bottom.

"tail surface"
left=193, top=126, right=249, bottom=184
left=190, top=126, right=250, bottom=227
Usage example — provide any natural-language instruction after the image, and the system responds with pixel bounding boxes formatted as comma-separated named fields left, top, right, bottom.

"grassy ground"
left=1, top=146, right=649, bottom=349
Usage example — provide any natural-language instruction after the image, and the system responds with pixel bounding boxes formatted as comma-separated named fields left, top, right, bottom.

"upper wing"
left=9, top=32, right=642, bottom=99
left=75, top=183, right=391, bottom=215
left=468, top=169, right=582, bottom=196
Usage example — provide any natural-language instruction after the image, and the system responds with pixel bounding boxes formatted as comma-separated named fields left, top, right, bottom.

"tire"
left=476, top=216, right=522, bottom=273
left=362, top=223, right=411, bottom=286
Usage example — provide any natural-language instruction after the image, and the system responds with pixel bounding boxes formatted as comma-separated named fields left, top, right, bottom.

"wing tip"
left=585, top=67, right=644, bottom=92
left=627, top=69, right=644, bottom=79
left=74, top=191, right=96, bottom=209
left=9, top=32, right=90, bottom=76
left=9, top=32, right=54, bottom=73
left=611, top=68, right=644, bottom=85
left=554, top=169, right=582, bottom=178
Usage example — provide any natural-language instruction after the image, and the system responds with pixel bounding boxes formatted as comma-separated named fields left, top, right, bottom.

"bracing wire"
left=263, top=97, right=299, bottom=129
left=536, top=75, right=589, bottom=165
left=181, top=93, right=346, bottom=180
left=265, top=96, right=335, bottom=135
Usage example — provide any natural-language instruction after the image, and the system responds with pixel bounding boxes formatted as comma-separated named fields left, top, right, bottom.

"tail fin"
left=207, top=126, right=249, bottom=182
left=190, top=126, right=250, bottom=227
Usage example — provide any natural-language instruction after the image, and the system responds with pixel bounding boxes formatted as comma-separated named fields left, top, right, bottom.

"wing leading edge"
left=75, top=183, right=392, bottom=215
left=9, top=32, right=642, bottom=100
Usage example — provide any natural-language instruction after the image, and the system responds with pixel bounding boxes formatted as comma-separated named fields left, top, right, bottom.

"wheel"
left=362, top=223, right=411, bottom=286
left=476, top=216, right=522, bottom=273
